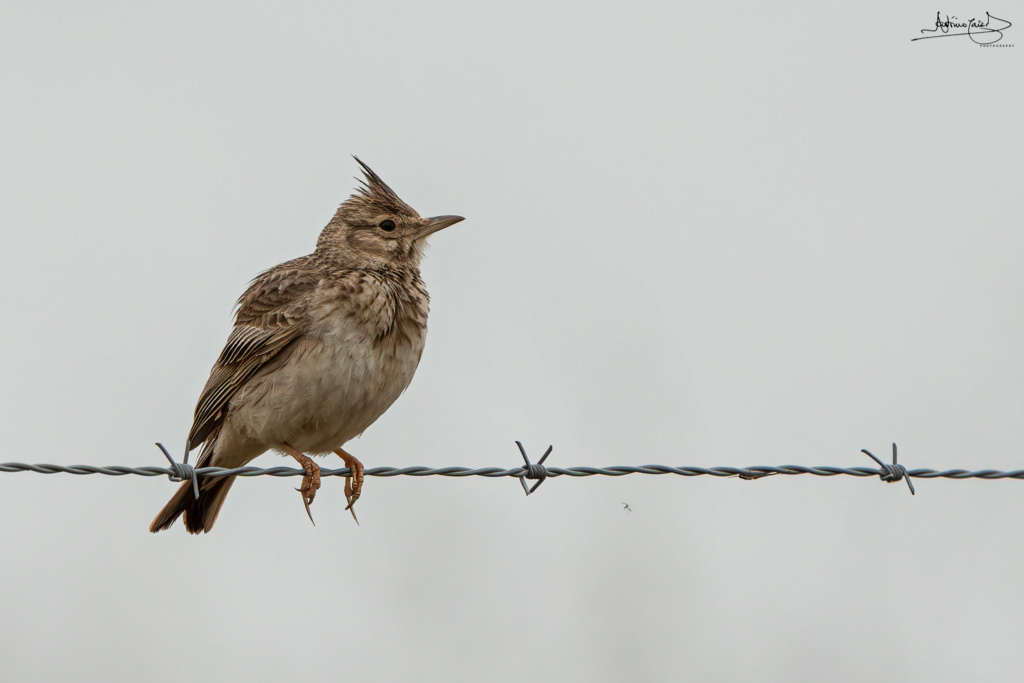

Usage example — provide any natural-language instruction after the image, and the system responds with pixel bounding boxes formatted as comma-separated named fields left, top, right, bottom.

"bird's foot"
left=296, top=460, right=321, bottom=525
left=282, top=443, right=321, bottom=526
left=333, top=447, right=364, bottom=525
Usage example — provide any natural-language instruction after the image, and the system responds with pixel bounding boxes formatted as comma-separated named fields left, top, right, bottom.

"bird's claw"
left=335, top=448, right=364, bottom=525
left=345, top=497, right=359, bottom=525
left=284, top=445, right=321, bottom=526
left=297, top=487, right=316, bottom=525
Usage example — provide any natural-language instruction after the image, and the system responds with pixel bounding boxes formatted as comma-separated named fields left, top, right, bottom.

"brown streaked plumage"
left=150, top=157, right=464, bottom=534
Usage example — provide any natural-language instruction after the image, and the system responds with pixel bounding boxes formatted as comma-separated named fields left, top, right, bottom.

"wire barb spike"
left=515, top=441, right=553, bottom=495
left=861, top=442, right=915, bottom=495
left=155, top=441, right=200, bottom=500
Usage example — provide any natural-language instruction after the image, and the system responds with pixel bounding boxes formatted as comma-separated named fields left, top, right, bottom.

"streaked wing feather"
left=187, top=263, right=319, bottom=447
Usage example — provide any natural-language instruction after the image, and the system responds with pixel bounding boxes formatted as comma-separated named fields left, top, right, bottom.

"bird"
left=150, top=157, right=464, bottom=534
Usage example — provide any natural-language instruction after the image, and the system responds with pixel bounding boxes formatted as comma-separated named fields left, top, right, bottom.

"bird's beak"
left=416, top=215, right=464, bottom=239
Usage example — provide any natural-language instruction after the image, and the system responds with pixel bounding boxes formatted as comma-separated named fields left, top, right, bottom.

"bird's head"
left=316, top=157, right=464, bottom=270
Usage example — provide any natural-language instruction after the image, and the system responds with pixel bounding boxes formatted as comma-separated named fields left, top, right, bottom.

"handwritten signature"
left=912, top=11, right=1012, bottom=44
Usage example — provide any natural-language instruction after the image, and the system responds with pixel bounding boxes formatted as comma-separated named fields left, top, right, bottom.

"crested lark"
left=150, top=158, right=464, bottom=534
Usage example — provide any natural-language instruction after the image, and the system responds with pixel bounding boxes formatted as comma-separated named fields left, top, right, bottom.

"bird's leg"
left=281, top=443, right=320, bottom=526
left=333, top=447, right=364, bottom=524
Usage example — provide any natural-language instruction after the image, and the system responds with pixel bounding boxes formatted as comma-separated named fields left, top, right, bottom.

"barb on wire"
left=156, top=441, right=199, bottom=499
left=516, top=441, right=553, bottom=495
left=5, top=442, right=1024, bottom=492
left=862, top=443, right=915, bottom=495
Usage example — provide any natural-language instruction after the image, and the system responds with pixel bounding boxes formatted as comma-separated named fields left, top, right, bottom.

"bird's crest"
left=338, top=156, right=417, bottom=218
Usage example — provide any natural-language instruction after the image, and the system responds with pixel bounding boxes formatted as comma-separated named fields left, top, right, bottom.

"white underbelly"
left=227, top=321, right=424, bottom=454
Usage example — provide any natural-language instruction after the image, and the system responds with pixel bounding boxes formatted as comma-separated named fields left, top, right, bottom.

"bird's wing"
left=187, top=263, right=321, bottom=451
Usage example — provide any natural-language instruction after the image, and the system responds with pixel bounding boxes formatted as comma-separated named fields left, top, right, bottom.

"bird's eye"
left=378, top=219, right=396, bottom=232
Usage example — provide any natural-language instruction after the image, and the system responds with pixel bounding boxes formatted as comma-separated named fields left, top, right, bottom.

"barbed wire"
left=3, top=442, right=1024, bottom=498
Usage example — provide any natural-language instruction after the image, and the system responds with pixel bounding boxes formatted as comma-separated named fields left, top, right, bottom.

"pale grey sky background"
left=1, top=2, right=1022, bottom=681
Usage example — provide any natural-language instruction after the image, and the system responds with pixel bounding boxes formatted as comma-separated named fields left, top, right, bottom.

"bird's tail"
left=149, top=474, right=237, bottom=534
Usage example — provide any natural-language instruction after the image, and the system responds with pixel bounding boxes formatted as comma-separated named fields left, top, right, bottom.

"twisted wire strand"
left=3, top=462, right=1024, bottom=480
left=0, top=440, right=1013, bottom=498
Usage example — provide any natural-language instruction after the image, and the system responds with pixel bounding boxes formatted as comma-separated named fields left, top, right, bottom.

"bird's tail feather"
left=149, top=475, right=237, bottom=534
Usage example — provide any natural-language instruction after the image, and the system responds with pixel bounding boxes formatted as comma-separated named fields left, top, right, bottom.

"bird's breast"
left=228, top=276, right=430, bottom=454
